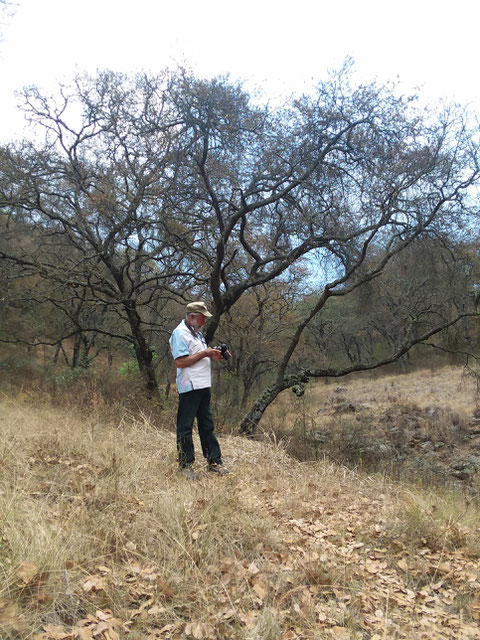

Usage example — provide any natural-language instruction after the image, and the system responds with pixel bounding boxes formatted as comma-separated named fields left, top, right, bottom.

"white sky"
left=1, top=0, right=479, bottom=142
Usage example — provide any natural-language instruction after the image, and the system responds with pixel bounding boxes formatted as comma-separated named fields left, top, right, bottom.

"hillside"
left=1, top=367, right=480, bottom=639
left=262, top=366, right=480, bottom=482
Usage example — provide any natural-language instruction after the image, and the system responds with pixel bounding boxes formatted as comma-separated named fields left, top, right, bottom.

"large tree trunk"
left=124, top=304, right=159, bottom=396
left=72, top=334, right=82, bottom=369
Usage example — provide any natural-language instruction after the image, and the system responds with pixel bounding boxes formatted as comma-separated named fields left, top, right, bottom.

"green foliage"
left=118, top=357, right=139, bottom=376
left=119, top=345, right=158, bottom=377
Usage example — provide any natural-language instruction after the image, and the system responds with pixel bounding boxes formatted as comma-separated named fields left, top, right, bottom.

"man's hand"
left=175, top=347, right=222, bottom=368
left=207, top=347, right=223, bottom=361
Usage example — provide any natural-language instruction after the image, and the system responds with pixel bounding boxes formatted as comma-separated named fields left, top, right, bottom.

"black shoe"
left=208, top=462, right=230, bottom=475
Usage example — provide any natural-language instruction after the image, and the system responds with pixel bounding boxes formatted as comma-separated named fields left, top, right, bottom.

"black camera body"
left=214, top=343, right=230, bottom=360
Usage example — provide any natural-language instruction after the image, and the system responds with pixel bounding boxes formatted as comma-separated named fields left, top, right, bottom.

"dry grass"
left=260, top=366, right=480, bottom=481
left=1, top=367, right=480, bottom=639
left=264, top=365, right=478, bottom=426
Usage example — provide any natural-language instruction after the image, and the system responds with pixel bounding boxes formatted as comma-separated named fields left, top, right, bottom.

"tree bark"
left=238, top=382, right=284, bottom=436
left=72, top=334, right=81, bottom=369
left=124, top=303, right=159, bottom=396
left=239, top=371, right=310, bottom=435
left=239, top=311, right=480, bottom=436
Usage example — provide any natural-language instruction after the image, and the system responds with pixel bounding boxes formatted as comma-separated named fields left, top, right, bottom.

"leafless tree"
left=1, top=67, right=479, bottom=422
left=159, top=69, right=480, bottom=433
left=0, top=72, right=202, bottom=394
left=217, top=281, right=300, bottom=407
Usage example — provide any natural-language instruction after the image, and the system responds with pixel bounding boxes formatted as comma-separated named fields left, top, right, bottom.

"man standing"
left=169, top=301, right=229, bottom=478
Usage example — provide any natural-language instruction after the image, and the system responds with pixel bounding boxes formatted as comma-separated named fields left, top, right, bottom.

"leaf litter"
left=2, top=398, right=480, bottom=639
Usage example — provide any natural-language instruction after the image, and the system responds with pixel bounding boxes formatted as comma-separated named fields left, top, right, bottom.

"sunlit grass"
left=1, top=367, right=480, bottom=639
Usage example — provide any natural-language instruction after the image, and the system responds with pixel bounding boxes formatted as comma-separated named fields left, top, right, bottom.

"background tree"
left=303, top=236, right=479, bottom=371
left=163, top=71, right=480, bottom=433
left=0, top=71, right=203, bottom=394
left=1, top=67, right=479, bottom=426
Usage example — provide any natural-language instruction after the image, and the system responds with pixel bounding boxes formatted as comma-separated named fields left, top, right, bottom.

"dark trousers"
left=176, top=388, right=222, bottom=467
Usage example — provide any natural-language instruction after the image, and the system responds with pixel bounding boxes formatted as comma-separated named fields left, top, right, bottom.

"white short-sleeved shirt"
left=169, top=320, right=211, bottom=394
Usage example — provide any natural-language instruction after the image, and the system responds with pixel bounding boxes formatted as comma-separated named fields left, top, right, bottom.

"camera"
left=214, top=343, right=230, bottom=360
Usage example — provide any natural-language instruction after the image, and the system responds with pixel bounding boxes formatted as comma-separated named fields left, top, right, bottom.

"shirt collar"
left=184, top=319, right=202, bottom=339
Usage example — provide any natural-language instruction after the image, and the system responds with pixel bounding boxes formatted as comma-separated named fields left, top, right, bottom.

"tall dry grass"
left=1, top=366, right=480, bottom=638
left=259, top=365, right=480, bottom=480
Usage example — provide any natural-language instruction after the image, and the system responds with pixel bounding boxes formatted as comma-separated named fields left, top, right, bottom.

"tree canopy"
left=1, top=66, right=479, bottom=427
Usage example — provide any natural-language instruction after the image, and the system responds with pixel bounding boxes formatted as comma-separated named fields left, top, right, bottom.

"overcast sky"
left=1, top=0, right=478, bottom=141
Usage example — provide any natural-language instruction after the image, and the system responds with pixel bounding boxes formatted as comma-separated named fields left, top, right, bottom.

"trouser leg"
left=176, top=391, right=201, bottom=467
left=196, top=388, right=222, bottom=465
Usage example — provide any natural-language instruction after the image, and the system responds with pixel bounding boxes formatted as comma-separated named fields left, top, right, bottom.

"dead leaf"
left=184, top=621, right=215, bottom=639
left=42, top=623, right=71, bottom=639
left=437, top=562, right=452, bottom=574
left=252, top=577, right=267, bottom=599
left=365, top=559, right=379, bottom=574
left=158, top=623, right=179, bottom=634
left=83, top=576, right=106, bottom=593
left=96, top=610, right=112, bottom=621
left=470, top=593, right=480, bottom=620
left=0, top=600, right=25, bottom=635
left=92, top=620, right=109, bottom=636
left=156, top=578, right=176, bottom=598
left=16, top=561, right=38, bottom=585
left=96, top=566, right=111, bottom=574
left=397, top=558, right=408, bottom=572
left=431, top=580, right=444, bottom=591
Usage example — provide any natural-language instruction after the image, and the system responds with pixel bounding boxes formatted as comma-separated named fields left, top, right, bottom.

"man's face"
left=190, top=313, right=206, bottom=329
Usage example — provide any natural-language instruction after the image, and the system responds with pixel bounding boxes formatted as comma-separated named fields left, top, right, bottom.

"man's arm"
left=175, top=347, right=222, bottom=368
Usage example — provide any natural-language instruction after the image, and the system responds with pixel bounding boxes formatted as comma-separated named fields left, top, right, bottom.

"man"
left=169, top=301, right=229, bottom=478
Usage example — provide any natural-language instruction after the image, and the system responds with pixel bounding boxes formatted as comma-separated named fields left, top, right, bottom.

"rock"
left=450, top=456, right=480, bottom=477
left=305, top=430, right=329, bottom=444
left=333, top=402, right=356, bottom=414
